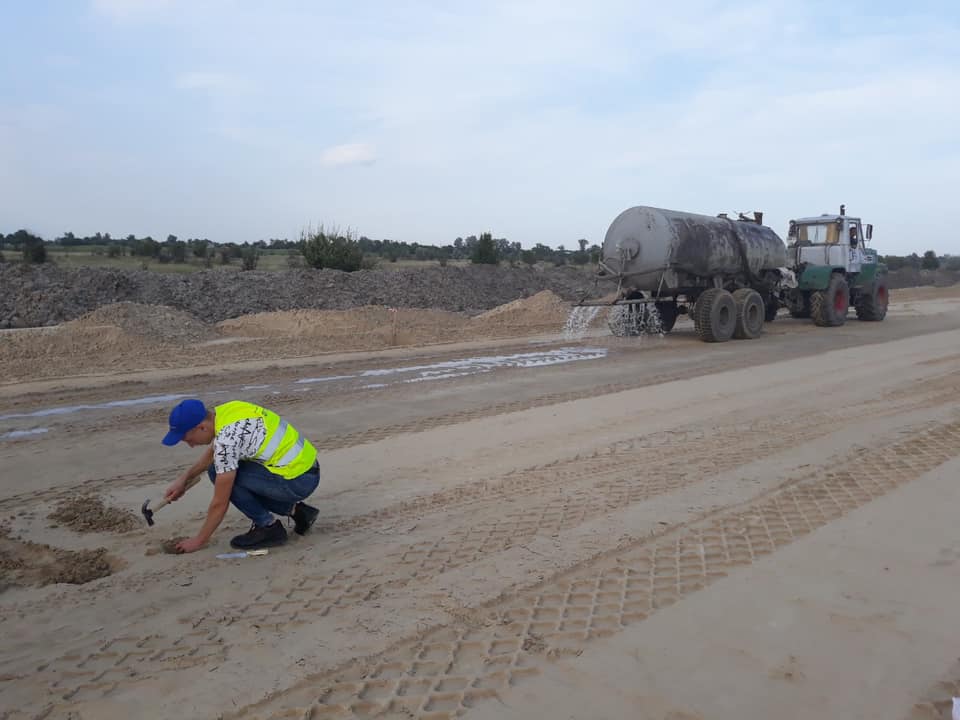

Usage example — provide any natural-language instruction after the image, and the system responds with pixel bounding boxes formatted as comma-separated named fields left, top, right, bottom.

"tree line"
left=2, top=228, right=954, bottom=273
left=0, top=228, right=602, bottom=271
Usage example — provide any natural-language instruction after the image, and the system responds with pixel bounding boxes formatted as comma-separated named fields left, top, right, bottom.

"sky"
left=1, top=0, right=958, bottom=255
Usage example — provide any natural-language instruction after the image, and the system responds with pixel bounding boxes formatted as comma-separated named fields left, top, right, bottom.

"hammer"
left=142, top=474, right=203, bottom=526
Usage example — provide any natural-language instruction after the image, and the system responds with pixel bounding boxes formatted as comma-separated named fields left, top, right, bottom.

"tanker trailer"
left=582, top=205, right=793, bottom=342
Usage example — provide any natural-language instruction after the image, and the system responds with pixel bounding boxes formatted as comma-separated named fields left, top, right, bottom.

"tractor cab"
left=787, top=204, right=878, bottom=274
left=782, top=204, right=887, bottom=326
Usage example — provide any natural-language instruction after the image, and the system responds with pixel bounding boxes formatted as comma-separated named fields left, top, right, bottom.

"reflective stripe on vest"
left=257, top=420, right=289, bottom=462
left=214, top=401, right=317, bottom=479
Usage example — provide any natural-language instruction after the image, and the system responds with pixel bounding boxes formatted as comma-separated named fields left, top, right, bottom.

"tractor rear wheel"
left=695, top=288, right=736, bottom=342
left=732, top=288, right=765, bottom=339
left=811, top=274, right=849, bottom=327
left=855, top=276, right=889, bottom=321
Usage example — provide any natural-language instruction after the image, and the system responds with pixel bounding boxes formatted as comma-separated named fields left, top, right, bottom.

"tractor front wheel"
left=811, top=274, right=850, bottom=327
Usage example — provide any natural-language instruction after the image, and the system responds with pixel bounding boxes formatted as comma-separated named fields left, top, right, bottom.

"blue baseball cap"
left=162, top=399, right=208, bottom=446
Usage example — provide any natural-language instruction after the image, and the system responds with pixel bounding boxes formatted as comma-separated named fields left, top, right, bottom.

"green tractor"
left=782, top=205, right=889, bottom=326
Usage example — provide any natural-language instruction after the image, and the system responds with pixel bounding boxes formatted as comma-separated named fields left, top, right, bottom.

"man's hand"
left=176, top=536, right=206, bottom=554
left=164, top=477, right=188, bottom=502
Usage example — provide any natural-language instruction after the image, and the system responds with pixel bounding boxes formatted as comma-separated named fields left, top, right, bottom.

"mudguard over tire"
left=855, top=276, right=889, bottom=321
left=732, top=288, right=765, bottom=339
left=695, top=288, right=736, bottom=342
left=811, top=274, right=850, bottom=327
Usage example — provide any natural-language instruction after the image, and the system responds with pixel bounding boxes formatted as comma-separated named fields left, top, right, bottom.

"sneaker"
left=291, top=502, right=319, bottom=535
left=230, top=519, right=288, bottom=549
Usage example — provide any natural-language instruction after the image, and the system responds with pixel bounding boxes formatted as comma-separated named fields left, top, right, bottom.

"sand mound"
left=48, top=495, right=140, bottom=534
left=0, top=302, right=218, bottom=382
left=474, top=290, right=568, bottom=320
left=218, top=306, right=469, bottom=347
left=2, top=292, right=596, bottom=382
left=0, top=527, right=114, bottom=589
left=470, top=290, right=584, bottom=335
left=69, top=301, right=215, bottom=344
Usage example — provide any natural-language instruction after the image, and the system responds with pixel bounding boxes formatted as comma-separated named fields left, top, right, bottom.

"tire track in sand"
left=229, top=416, right=960, bottom=720
left=5, top=366, right=958, bottom=515
left=3, top=381, right=958, bottom=719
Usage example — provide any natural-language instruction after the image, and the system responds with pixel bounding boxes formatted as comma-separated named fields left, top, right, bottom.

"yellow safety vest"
left=214, top=401, right=317, bottom=479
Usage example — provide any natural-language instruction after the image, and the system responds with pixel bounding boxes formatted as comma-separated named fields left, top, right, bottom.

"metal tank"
left=600, top=206, right=787, bottom=293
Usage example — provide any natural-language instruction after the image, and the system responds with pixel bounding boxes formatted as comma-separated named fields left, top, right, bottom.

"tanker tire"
left=811, top=274, right=850, bottom=327
left=855, top=276, right=889, bottom=321
left=732, top=288, right=764, bottom=340
left=654, top=301, right=678, bottom=333
left=695, top=288, right=736, bottom=343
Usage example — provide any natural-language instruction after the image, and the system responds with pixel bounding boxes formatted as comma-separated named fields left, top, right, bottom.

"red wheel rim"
left=834, top=290, right=847, bottom=313
left=877, top=286, right=887, bottom=306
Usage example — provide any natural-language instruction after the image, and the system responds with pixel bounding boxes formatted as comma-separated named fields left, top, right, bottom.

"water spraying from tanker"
left=607, top=304, right=665, bottom=338
left=562, top=306, right=601, bottom=340
left=563, top=303, right=666, bottom=340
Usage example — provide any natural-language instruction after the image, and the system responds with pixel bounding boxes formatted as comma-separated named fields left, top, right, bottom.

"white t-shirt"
left=213, top=417, right=267, bottom=474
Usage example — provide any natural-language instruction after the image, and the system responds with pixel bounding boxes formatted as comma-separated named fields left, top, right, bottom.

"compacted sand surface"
left=2, top=285, right=960, bottom=720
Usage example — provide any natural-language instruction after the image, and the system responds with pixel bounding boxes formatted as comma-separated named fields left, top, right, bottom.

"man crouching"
left=162, top=399, right=320, bottom=554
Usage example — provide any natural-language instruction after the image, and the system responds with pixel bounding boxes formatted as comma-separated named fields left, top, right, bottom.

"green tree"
left=240, top=244, right=261, bottom=271
left=921, top=250, right=940, bottom=270
left=300, top=226, right=364, bottom=271
left=171, top=241, right=187, bottom=263
left=13, top=230, right=47, bottom=264
left=471, top=232, right=499, bottom=265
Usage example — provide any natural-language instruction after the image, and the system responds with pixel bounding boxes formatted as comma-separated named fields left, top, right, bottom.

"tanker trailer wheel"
left=811, top=274, right=850, bottom=327
left=732, top=288, right=765, bottom=339
left=654, top=301, right=678, bottom=333
left=694, top=288, right=736, bottom=342
left=855, top=276, right=889, bottom=321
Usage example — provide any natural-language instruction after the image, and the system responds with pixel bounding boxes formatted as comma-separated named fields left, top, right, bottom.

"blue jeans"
left=208, top=461, right=320, bottom=528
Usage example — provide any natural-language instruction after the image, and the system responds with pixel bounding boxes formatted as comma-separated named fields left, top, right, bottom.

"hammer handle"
left=153, top=473, right=203, bottom=512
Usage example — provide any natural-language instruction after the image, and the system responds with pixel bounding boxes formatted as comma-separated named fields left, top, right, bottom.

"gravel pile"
left=0, top=264, right=601, bottom=329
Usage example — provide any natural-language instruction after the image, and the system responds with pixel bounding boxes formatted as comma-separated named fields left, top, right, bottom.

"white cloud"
left=23, top=2, right=958, bottom=253
left=320, top=143, right=376, bottom=168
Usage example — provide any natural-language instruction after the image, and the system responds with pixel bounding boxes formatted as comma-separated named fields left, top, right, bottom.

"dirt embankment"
left=0, top=291, right=601, bottom=382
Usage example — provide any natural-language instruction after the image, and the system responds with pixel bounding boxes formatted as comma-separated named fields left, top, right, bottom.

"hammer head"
left=141, top=499, right=155, bottom=526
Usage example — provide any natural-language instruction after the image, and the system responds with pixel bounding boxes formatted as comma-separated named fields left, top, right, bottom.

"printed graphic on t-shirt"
left=214, top=418, right=267, bottom=474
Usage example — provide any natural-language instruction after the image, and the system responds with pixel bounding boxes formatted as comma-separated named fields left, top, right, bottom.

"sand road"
left=2, top=292, right=960, bottom=720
